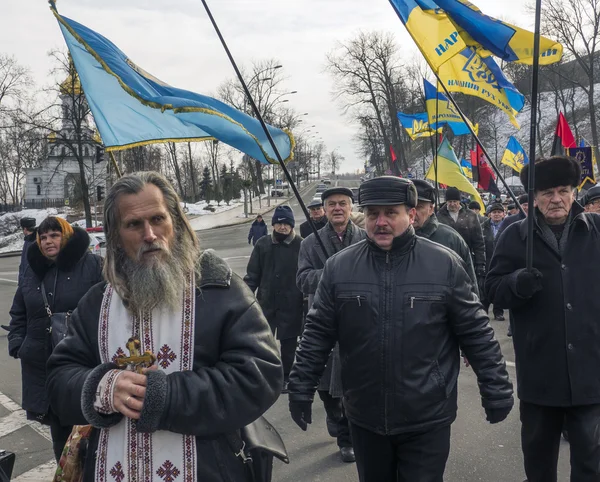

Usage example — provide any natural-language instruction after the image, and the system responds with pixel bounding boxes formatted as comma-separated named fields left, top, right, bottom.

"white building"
left=24, top=74, right=108, bottom=209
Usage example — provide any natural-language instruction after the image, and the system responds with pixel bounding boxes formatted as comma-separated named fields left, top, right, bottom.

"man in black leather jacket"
left=288, top=176, right=514, bottom=482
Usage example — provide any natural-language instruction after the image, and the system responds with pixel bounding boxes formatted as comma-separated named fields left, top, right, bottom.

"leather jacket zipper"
left=410, top=295, right=444, bottom=308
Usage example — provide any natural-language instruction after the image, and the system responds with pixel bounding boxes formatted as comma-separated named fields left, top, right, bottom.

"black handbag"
left=226, top=415, right=289, bottom=482
left=41, top=274, right=72, bottom=349
left=0, top=449, right=15, bottom=482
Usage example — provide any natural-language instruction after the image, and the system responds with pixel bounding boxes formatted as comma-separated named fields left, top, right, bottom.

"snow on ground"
left=0, top=232, right=25, bottom=254
left=180, top=200, right=243, bottom=216
left=71, top=219, right=103, bottom=228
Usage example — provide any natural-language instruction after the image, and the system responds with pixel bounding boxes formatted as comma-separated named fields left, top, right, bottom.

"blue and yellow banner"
left=438, top=47, right=524, bottom=128
left=396, top=112, right=441, bottom=140
left=388, top=0, right=466, bottom=71
left=460, top=158, right=473, bottom=179
left=51, top=5, right=294, bottom=164
left=567, top=147, right=596, bottom=188
left=501, top=136, right=528, bottom=173
left=433, top=0, right=563, bottom=65
left=424, top=79, right=476, bottom=136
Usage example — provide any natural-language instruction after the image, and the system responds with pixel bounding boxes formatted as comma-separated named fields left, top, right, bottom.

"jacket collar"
left=27, top=226, right=90, bottom=279
left=198, top=249, right=232, bottom=288
left=415, top=214, right=439, bottom=239
left=367, top=225, right=416, bottom=257
left=519, top=201, right=589, bottom=240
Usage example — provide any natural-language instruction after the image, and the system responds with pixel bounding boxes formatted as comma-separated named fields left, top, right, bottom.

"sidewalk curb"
left=0, top=251, right=21, bottom=258
left=196, top=182, right=316, bottom=232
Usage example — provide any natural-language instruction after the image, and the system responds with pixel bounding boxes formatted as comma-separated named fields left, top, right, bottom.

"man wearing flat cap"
left=411, top=179, right=478, bottom=291
left=299, top=199, right=327, bottom=239
left=486, top=156, right=600, bottom=481
left=480, top=203, right=506, bottom=321
left=296, top=185, right=367, bottom=462
left=18, top=217, right=37, bottom=285
left=581, top=184, right=600, bottom=214
left=290, top=176, right=513, bottom=482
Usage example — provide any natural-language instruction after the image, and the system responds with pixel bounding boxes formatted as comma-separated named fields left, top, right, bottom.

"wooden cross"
left=114, top=337, right=156, bottom=373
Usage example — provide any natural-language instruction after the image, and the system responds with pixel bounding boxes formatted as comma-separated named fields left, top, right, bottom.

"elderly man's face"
left=585, top=198, right=600, bottom=214
left=413, top=201, right=434, bottom=229
left=534, top=185, right=575, bottom=225
left=118, top=184, right=175, bottom=263
left=309, top=206, right=325, bottom=220
left=273, top=223, right=292, bottom=235
left=446, top=200, right=461, bottom=213
left=490, top=209, right=505, bottom=223
left=365, top=204, right=415, bottom=251
left=324, top=194, right=352, bottom=227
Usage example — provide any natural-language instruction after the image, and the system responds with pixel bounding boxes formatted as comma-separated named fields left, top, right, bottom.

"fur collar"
left=27, top=226, right=91, bottom=279
left=198, top=249, right=232, bottom=288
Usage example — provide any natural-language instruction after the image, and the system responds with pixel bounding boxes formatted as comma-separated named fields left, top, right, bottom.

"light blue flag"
left=423, top=79, right=473, bottom=136
left=52, top=6, right=294, bottom=164
left=396, top=112, right=441, bottom=140
left=501, top=136, right=529, bottom=173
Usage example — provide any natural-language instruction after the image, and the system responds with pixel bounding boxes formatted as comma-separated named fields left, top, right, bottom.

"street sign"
left=64, top=199, right=70, bottom=206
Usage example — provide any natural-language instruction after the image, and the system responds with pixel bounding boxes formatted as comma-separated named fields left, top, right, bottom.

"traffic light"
left=97, top=185, right=105, bottom=202
left=95, top=146, right=104, bottom=164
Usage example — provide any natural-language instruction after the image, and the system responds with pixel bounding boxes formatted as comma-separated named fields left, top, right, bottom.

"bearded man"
left=47, top=172, right=282, bottom=481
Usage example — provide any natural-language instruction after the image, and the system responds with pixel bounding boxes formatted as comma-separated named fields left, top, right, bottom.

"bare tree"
left=0, top=54, right=32, bottom=113
left=327, top=150, right=344, bottom=175
left=538, top=0, right=600, bottom=147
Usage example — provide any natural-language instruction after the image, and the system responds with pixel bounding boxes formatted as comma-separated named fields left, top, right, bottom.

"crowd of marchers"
left=4, top=155, right=600, bottom=482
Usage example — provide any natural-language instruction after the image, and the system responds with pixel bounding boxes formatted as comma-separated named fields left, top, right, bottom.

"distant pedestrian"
left=487, top=156, right=600, bottom=482
left=299, top=200, right=327, bottom=238
left=18, top=217, right=37, bottom=285
left=244, top=205, right=304, bottom=394
left=468, top=200, right=486, bottom=223
left=481, top=203, right=506, bottom=320
left=496, top=194, right=529, bottom=239
left=581, top=185, right=600, bottom=214
left=8, top=216, right=103, bottom=461
left=290, top=177, right=513, bottom=482
left=247, top=214, right=268, bottom=245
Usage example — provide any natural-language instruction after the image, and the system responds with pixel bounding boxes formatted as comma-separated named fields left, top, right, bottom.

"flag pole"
left=526, top=0, right=543, bottom=271
left=108, top=152, right=122, bottom=179
left=433, top=71, right=525, bottom=216
left=199, top=0, right=329, bottom=256
left=434, top=89, right=440, bottom=209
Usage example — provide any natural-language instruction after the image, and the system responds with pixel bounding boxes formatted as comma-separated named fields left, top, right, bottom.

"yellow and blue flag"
left=388, top=0, right=466, bottom=71
left=460, top=158, right=473, bottom=179
left=426, top=137, right=483, bottom=207
left=433, top=0, right=563, bottom=65
left=501, top=136, right=529, bottom=173
left=397, top=112, right=441, bottom=140
left=424, top=79, right=476, bottom=136
left=438, top=47, right=524, bottom=128
left=51, top=5, right=293, bottom=164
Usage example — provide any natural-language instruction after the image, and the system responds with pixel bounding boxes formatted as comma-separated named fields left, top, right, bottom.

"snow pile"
left=0, top=209, right=66, bottom=237
left=0, top=232, right=25, bottom=254
left=71, top=219, right=103, bottom=228
left=181, top=200, right=243, bottom=216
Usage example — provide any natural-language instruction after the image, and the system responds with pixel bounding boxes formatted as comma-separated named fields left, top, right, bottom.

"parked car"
left=271, top=189, right=285, bottom=197
left=315, top=184, right=327, bottom=194
left=321, top=178, right=332, bottom=185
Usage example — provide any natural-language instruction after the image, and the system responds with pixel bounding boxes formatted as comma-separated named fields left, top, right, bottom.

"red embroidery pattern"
left=109, top=461, right=124, bottom=482
left=157, top=344, right=177, bottom=369
left=127, top=420, right=138, bottom=482
left=99, top=285, right=114, bottom=363
left=183, top=436, right=196, bottom=481
left=100, top=370, right=119, bottom=414
left=142, top=432, right=152, bottom=481
left=111, top=347, right=126, bottom=364
left=96, top=428, right=109, bottom=482
left=156, top=460, right=181, bottom=481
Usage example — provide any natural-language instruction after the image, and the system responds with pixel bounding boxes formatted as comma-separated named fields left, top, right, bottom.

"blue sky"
left=3, top=0, right=531, bottom=172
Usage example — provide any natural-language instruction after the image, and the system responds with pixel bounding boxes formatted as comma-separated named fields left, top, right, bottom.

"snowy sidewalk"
left=189, top=183, right=314, bottom=232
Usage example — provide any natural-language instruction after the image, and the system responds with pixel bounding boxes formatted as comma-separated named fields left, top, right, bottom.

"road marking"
left=0, top=391, right=21, bottom=411
left=0, top=271, right=18, bottom=275
left=12, top=460, right=57, bottom=482
left=0, top=277, right=17, bottom=284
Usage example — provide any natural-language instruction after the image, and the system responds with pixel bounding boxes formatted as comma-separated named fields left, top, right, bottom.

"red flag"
left=551, top=112, right=576, bottom=155
left=470, top=149, right=479, bottom=183
left=476, top=147, right=502, bottom=196
left=390, top=144, right=397, bottom=163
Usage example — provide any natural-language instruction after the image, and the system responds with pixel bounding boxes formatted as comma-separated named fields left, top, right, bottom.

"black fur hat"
left=520, top=156, right=581, bottom=192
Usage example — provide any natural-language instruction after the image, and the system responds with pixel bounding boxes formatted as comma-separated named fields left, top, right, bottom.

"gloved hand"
left=515, top=268, right=543, bottom=298
left=485, top=405, right=512, bottom=424
left=289, top=400, right=312, bottom=431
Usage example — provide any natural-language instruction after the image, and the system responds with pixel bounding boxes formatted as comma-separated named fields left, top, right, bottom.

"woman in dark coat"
left=7, top=216, right=103, bottom=461
left=248, top=214, right=268, bottom=245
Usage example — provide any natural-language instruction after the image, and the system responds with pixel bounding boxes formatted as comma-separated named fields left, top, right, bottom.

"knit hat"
left=272, top=205, right=295, bottom=228
left=19, top=217, right=36, bottom=229
left=520, top=156, right=581, bottom=192
left=468, top=201, right=481, bottom=210
left=36, top=216, right=74, bottom=251
left=445, top=187, right=461, bottom=202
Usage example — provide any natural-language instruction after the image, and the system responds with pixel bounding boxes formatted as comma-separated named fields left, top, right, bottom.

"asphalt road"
left=0, top=179, right=572, bottom=481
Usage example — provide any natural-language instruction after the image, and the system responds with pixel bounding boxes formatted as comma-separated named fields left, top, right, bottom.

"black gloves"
left=289, top=400, right=312, bottom=431
left=515, top=268, right=543, bottom=298
left=485, top=405, right=512, bottom=424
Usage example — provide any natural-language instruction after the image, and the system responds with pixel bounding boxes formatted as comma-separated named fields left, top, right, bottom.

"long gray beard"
left=122, top=239, right=195, bottom=314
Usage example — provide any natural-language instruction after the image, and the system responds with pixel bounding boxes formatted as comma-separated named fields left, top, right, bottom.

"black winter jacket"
left=415, top=214, right=478, bottom=294
left=248, top=220, right=268, bottom=245
left=8, top=227, right=103, bottom=415
left=486, top=205, right=600, bottom=406
left=299, top=217, right=327, bottom=239
left=244, top=232, right=304, bottom=339
left=496, top=211, right=526, bottom=240
left=18, top=230, right=37, bottom=285
left=46, top=250, right=283, bottom=482
left=289, top=227, right=513, bottom=435
left=437, top=204, right=486, bottom=269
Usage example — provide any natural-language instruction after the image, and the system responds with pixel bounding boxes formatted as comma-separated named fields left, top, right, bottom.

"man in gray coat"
left=297, top=186, right=367, bottom=462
